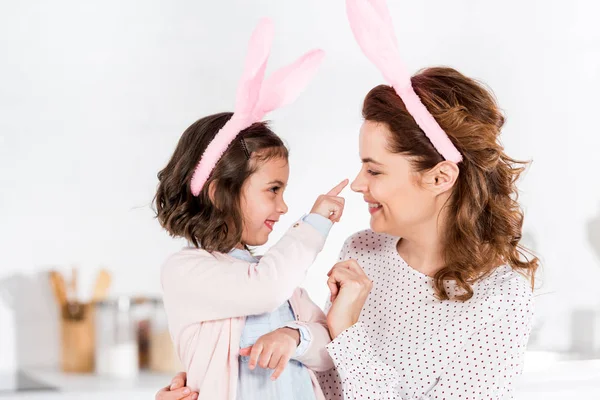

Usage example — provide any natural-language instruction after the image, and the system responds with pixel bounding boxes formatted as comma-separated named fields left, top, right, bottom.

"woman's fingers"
left=327, top=274, right=341, bottom=301
left=169, top=372, right=188, bottom=390
left=327, top=261, right=355, bottom=301
left=327, top=260, right=372, bottom=302
left=156, top=386, right=196, bottom=400
left=180, top=392, right=199, bottom=400
left=328, top=260, right=366, bottom=280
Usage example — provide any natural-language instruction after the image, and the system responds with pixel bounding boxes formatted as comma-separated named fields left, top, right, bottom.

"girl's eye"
left=269, top=186, right=281, bottom=193
left=367, top=170, right=381, bottom=176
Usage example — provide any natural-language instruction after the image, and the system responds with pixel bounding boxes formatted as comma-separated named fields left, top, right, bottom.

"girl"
left=154, top=19, right=345, bottom=400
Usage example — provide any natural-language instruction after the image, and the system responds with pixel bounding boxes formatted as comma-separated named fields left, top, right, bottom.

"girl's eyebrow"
left=267, top=180, right=286, bottom=186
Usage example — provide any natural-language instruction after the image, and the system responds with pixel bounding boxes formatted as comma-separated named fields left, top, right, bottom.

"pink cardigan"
left=161, top=220, right=334, bottom=400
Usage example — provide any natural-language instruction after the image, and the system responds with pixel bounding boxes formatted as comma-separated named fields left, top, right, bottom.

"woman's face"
left=350, top=120, right=447, bottom=238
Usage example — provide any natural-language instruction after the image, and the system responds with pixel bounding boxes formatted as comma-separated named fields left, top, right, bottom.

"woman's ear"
left=423, top=161, right=459, bottom=195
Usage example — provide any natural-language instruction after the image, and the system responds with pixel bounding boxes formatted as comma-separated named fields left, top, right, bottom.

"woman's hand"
left=155, top=372, right=198, bottom=400
left=310, top=179, right=349, bottom=222
left=326, top=259, right=373, bottom=339
left=239, top=327, right=300, bottom=381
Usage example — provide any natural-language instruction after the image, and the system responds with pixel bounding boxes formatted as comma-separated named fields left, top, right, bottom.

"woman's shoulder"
left=340, top=229, right=398, bottom=257
left=473, top=264, right=534, bottom=310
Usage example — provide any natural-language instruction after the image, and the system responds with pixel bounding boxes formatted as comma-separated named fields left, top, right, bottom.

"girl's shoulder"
left=161, top=247, right=240, bottom=272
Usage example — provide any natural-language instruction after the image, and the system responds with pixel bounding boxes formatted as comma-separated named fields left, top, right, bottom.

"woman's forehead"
left=359, top=121, right=392, bottom=160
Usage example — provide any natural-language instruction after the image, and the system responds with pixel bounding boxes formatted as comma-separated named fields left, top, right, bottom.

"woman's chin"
left=370, top=218, right=395, bottom=236
left=369, top=216, right=385, bottom=233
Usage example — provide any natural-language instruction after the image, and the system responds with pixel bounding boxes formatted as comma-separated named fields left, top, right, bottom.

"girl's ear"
left=208, top=179, right=218, bottom=208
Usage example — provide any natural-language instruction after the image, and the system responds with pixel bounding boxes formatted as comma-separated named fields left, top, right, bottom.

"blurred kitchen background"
left=1, top=0, right=599, bottom=399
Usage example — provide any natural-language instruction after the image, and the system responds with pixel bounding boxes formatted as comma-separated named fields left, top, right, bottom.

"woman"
left=157, top=1, right=538, bottom=398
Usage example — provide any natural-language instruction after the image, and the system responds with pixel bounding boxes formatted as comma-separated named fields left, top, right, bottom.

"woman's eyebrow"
left=362, top=157, right=383, bottom=165
left=266, top=180, right=286, bottom=186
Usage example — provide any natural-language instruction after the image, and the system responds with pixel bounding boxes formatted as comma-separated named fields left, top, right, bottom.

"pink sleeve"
left=161, top=220, right=326, bottom=324
left=291, top=288, right=334, bottom=372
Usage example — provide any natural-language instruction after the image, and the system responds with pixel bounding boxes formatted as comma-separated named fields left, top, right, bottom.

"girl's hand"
left=326, top=259, right=373, bottom=339
left=155, top=372, right=198, bottom=400
left=239, top=327, right=300, bottom=381
left=310, top=179, right=349, bottom=222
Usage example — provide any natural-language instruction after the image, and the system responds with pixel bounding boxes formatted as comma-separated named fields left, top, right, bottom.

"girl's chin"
left=243, top=235, right=269, bottom=247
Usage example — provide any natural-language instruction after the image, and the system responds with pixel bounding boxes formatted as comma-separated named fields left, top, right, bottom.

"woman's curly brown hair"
left=363, top=67, right=539, bottom=301
left=154, top=112, right=288, bottom=253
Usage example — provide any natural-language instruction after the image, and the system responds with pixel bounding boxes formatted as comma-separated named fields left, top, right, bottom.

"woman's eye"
left=269, top=186, right=281, bottom=193
left=367, top=170, right=381, bottom=176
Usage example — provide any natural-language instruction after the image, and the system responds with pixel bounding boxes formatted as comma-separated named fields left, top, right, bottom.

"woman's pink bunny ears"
left=346, top=0, right=463, bottom=163
left=190, top=18, right=325, bottom=196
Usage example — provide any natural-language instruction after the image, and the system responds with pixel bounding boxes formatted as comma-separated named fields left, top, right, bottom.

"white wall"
left=1, top=0, right=599, bottom=371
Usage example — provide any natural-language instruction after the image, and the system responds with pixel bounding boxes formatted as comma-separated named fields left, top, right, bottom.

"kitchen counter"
left=0, top=368, right=173, bottom=400
left=1, top=355, right=599, bottom=399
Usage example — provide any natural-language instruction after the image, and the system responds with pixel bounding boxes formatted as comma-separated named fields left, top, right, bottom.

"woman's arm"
left=326, top=292, right=534, bottom=399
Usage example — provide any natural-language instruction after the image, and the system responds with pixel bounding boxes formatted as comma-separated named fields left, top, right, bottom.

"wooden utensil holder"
left=60, top=302, right=95, bottom=373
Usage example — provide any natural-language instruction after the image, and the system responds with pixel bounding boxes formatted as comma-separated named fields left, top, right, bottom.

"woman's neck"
left=396, top=236, right=445, bottom=277
left=395, top=209, right=448, bottom=277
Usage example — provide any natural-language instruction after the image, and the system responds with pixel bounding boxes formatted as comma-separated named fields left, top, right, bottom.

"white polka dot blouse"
left=317, top=230, right=534, bottom=400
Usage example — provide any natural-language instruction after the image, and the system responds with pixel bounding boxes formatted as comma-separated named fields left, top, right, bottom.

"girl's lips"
left=265, top=220, right=276, bottom=231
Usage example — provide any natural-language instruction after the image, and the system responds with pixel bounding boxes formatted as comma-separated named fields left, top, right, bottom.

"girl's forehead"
left=252, top=157, right=289, bottom=183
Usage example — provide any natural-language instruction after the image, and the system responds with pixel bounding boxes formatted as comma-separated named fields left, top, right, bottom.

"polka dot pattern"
left=317, top=230, right=534, bottom=400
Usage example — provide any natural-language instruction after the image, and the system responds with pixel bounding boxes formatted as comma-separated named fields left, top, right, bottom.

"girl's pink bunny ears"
left=346, top=0, right=463, bottom=163
left=190, top=18, right=325, bottom=196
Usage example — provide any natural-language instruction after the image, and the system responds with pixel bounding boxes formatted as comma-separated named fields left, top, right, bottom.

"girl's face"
left=240, top=156, right=290, bottom=247
left=350, top=120, right=445, bottom=238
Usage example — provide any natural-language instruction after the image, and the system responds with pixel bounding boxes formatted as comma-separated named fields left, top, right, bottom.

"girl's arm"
left=162, top=219, right=326, bottom=323
left=286, top=288, right=334, bottom=372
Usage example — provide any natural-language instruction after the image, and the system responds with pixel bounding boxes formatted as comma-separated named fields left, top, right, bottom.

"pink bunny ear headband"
left=346, top=0, right=463, bottom=163
left=190, top=18, right=325, bottom=196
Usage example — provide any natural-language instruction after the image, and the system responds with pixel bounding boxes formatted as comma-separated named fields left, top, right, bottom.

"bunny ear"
left=367, top=0, right=399, bottom=49
left=346, top=0, right=409, bottom=88
left=254, top=49, right=325, bottom=117
left=234, top=17, right=274, bottom=116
